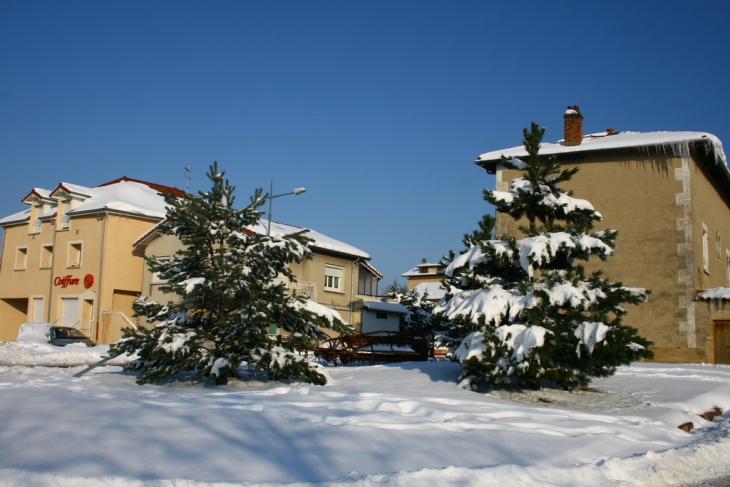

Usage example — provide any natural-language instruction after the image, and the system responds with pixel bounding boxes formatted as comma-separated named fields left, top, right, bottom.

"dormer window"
left=29, top=204, right=42, bottom=234
left=58, top=198, right=71, bottom=230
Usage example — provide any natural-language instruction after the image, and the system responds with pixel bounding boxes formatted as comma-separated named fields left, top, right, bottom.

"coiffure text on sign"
left=53, top=274, right=94, bottom=289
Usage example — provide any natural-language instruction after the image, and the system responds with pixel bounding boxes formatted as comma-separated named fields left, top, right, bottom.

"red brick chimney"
left=564, top=105, right=583, bottom=146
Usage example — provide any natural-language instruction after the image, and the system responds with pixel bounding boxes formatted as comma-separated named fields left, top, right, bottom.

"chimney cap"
left=565, top=105, right=581, bottom=116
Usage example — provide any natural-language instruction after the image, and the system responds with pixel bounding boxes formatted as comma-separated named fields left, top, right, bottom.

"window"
left=29, top=205, right=42, bottom=234
left=376, top=312, right=388, bottom=320
left=324, top=264, right=344, bottom=292
left=57, top=198, right=70, bottom=230
left=718, top=232, right=723, bottom=259
left=702, top=223, right=710, bottom=274
left=358, top=264, right=379, bottom=296
left=726, top=249, right=730, bottom=287
left=152, top=256, right=171, bottom=283
left=41, top=244, right=53, bottom=269
left=68, top=242, right=82, bottom=268
left=15, top=246, right=28, bottom=270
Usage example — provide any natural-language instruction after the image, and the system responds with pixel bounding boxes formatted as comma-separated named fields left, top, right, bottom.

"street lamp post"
left=266, top=179, right=306, bottom=236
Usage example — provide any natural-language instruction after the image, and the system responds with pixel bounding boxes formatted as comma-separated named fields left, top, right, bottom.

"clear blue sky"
left=2, top=1, right=729, bottom=288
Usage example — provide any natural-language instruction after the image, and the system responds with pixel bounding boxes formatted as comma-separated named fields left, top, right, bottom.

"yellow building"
left=0, top=177, right=184, bottom=343
left=134, top=219, right=388, bottom=335
left=475, top=107, right=730, bottom=364
left=401, top=259, right=446, bottom=303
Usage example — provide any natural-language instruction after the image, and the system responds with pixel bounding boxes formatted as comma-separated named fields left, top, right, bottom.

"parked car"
left=16, top=322, right=95, bottom=347
left=50, top=327, right=95, bottom=347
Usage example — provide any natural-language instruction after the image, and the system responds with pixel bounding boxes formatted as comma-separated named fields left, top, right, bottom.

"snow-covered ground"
left=1, top=341, right=729, bottom=486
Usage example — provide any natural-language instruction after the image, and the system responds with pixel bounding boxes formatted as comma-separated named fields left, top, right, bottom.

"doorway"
left=714, top=321, right=730, bottom=364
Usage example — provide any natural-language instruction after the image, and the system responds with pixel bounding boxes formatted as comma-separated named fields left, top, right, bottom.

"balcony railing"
left=290, top=280, right=317, bottom=300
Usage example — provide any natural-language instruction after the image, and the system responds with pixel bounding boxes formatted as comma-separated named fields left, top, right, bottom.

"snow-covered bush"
left=112, top=163, right=348, bottom=385
left=436, top=123, right=653, bottom=390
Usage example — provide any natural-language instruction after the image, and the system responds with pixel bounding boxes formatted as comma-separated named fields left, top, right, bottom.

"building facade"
left=134, top=219, right=383, bottom=335
left=0, top=177, right=183, bottom=343
left=475, top=107, right=730, bottom=363
left=401, top=259, right=446, bottom=303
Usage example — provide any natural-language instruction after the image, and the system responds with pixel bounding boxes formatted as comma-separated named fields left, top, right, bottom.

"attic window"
left=29, top=204, right=42, bottom=234
left=58, top=198, right=71, bottom=230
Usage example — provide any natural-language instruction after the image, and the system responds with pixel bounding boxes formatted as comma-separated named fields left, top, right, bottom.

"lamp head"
left=292, top=187, right=306, bottom=195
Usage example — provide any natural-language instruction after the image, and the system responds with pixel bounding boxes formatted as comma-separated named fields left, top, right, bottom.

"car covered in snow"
left=16, top=322, right=95, bottom=347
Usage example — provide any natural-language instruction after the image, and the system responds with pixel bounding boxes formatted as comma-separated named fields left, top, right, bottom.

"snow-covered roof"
left=69, top=181, right=170, bottom=219
left=50, top=182, right=94, bottom=198
left=251, top=220, right=371, bottom=260
left=402, top=266, right=442, bottom=278
left=697, top=287, right=730, bottom=301
left=360, top=260, right=383, bottom=280
left=413, top=282, right=446, bottom=300
left=0, top=178, right=181, bottom=226
left=476, top=131, right=727, bottom=168
left=362, top=300, right=409, bottom=314
left=21, top=188, right=53, bottom=203
left=0, top=208, right=32, bottom=226
left=135, top=219, right=372, bottom=261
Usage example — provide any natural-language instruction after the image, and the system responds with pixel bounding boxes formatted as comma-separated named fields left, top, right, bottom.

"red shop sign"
left=84, top=274, right=94, bottom=289
left=54, top=275, right=80, bottom=288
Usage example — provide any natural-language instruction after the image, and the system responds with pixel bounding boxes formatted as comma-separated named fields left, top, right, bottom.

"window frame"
left=151, top=256, right=171, bottom=283
left=40, top=244, right=54, bottom=269
left=702, top=223, right=710, bottom=274
left=67, top=241, right=83, bottom=269
left=15, top=246, right=28, bottom=271
left=324, top=264, right=344, bottom=292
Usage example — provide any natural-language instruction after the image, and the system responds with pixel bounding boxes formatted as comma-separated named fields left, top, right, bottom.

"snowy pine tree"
left=112, top=163, right=348, bottom=385
left=383, top=280, right=443, bottom=340
left=435, top=123, right=653, bottom=390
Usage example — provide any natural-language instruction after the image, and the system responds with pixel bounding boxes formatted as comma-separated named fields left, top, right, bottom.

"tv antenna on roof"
left=184, top=166, right=192, bottom=193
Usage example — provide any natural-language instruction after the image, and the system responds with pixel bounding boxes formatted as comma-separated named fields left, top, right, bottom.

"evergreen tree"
left=436, top=123, right=653, bottom=390
left=383, top=279, right=448, bottom=343
left=112, top=163, right=348, bottom=385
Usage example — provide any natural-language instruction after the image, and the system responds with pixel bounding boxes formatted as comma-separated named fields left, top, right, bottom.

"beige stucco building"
left=401, top=259, right=446, bottom=303
left=134, top=219, right=388, bottom=336
left=475, top=107, right=730, bottom=364
left=0, top=177, right=183, bottom=343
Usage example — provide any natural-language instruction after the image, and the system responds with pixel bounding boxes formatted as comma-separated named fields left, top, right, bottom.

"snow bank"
left=1, top=362, right=730, bottom=486
left=0, top=341, right=134, bottom=366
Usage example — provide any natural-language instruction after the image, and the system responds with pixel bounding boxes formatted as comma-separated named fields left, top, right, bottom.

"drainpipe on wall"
left=350, top=259, right=359, bottom=327
left=95, top=211, right=106, bottom=341
left=46, top=216, right=59, bottom=322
